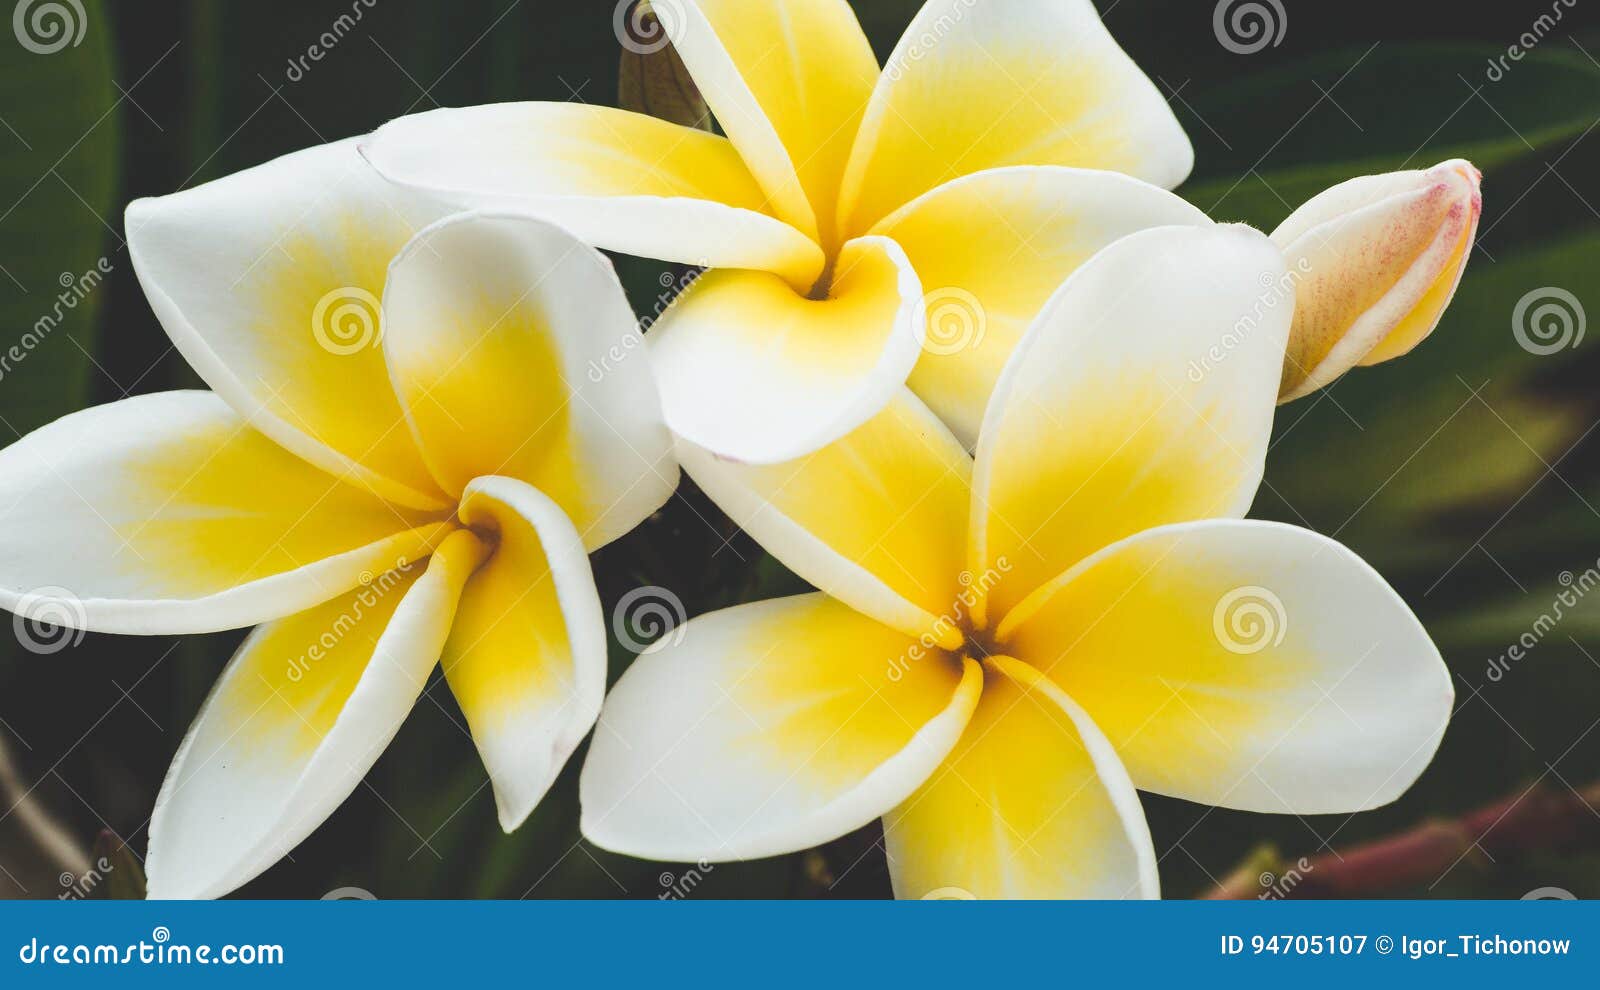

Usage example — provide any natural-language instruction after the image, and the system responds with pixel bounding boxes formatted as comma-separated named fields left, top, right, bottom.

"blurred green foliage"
left=1, top=0, right=1598, bottom=900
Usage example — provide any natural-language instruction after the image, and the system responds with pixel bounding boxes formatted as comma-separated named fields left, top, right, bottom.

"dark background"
left=2, top=0, right=1599, bottom=899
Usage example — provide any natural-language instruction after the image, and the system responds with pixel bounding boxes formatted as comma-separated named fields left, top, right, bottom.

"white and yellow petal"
left=442, top=477, right=607, bottom=832
left=970, top=224, right=1291, bottom=623
left=884, top=656, right=1157, bottom=900
left=661, top=0, right=880, bottom=247
left=580, top=594, right=981, bottom=861
left=651, top=235, right=925, bottom=464
left=836, top=0, right=1193, bottom=237
left=871, top=166, right=1211, bottom=445
left=1000, top=520, right=1453, bottom=815
left=678, top=390, right=970, bottom=646
left=125, top=138, right=451, bottom=510
left=0, top=392, right=452, bottom=635
left=363, top=103, right=824, bottom=287
left=382, top=211, right=677, bottom=550
left=146, top=529, right=486, bottom=899
left=1273, top=159, right=1482, bottom=401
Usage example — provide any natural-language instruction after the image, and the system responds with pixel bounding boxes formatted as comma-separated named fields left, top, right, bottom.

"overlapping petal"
left=146, top=530, right=486, bottom=899
left=676, top=390, right=970, bottom=646
left=0, top=392, right=452, bottom=635
left=884, top=656, right=1157, bottom=900
left=382, top=211, right=677, bottom=550
left=441, top=477, right=607, bottom=832
left=662, top=0, right=879, bottom=248
left=364, top=104, right=824, bottom=286
left=836, top=0, right=1193, bottom=237
left=970, top=225, right=1291, bottom=623
left=580, top=594, right=981, bottom=861
left=1000, top=520, right=1453, bottom=814
left=126, top=138, right=451, bottom=510
left=650, top=235, right=924, bottom=464
left=872, top=166, right=1210, bottom=445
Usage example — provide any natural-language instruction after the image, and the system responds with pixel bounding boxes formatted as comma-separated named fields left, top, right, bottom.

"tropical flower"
left=364, top=0, right=1196, bottom=461
left=1272, top=159, right=1483, bottom=402
left=579, top=224, right=1454, bottom=898
left=0, top=140, right=677, bottom=899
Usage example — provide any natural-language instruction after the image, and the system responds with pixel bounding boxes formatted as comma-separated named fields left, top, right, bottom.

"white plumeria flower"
left=579, top=224, right=1453, bottom=899
left=1274, top=159, right=1483, bottom=402
left=364, top=0, right=1196, bottom=461
left=0, top=139, right=677, bottom=899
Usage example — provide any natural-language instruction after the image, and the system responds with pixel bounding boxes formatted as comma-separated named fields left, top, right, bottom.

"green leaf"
left=1182, top=44, right=1600, bottom=230
left=0, top=0, right=119, bottom=437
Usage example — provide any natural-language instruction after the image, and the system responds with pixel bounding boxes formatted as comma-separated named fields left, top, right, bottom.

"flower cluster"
left=0, top=0, right=1476, bottom=900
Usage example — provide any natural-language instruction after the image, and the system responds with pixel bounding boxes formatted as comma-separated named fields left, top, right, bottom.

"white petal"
left=650, top=235, right=924, bottom=464
left=580, top=594, right=981, bottom=861
left=146, top=530, right=485, bottom=899
left=970, top=224, right=1291, bottom=623
left=443, top=477, right=607, bottom=831
left=382, top=211, right=677, bottom=550
left=126, top=137, right=451, bottom=510
left=0, top=392, right=451, bottom=636
left=362, top=103, right=823, bottom=286
left=1001, top=520, right=1454, bottom=814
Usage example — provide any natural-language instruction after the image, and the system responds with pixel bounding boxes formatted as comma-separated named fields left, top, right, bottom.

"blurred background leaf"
left=1, top=0, right=1598, bottom=901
